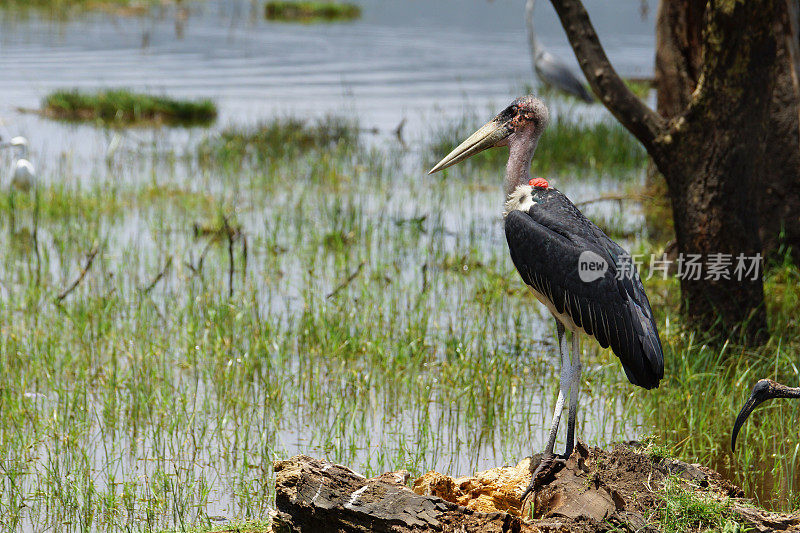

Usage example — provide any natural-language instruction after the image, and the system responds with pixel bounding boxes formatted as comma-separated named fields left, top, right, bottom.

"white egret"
left=4, top=136, right=36, bottom=192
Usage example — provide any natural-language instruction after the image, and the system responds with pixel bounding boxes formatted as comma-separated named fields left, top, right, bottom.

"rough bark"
left=783, top=0, right=800, bottom=145
left=654, top=0, right=704, bottom=116
left=272, top=448, right=800, bottom=533
left=549, top=0, right=784, bottom=342
left=654, top=0, right=800, bottom=265
left=658, top=0, right=777, bottom=341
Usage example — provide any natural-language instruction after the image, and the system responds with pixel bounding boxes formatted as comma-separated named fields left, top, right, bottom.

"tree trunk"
left=654, top=0, right=800, bottom=266
left=651, top=0, right=778, bottom=341
left=548, top=0, right=786, bottom=343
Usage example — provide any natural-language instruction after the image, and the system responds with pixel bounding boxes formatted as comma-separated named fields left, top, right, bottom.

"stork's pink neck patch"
left=529, top=178, right=549, bottom=188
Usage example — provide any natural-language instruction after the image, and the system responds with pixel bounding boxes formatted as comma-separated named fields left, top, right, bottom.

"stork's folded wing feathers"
left=505, top=207, right=664, bottom=390
left=536, top=52, right=594, bottom=104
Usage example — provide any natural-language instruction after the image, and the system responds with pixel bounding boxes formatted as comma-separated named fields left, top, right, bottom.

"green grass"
left=265, top=1, right=361, bottom=22
left=426, top=113, right=647, bottom=175
left=0, top=109, right=796, bottom=531
left=41, top=89, right=217, bottom=126
left=0, top=182, right=221, bottom=222
left=0, top=183, right=120, bottom=220
left=168, top=519, right=273, bottom=532
left=640, top=434, right=675, bottom=461
left=658, top=476, right=741, bottom=533
left=625, top=78, right=653, bottom=100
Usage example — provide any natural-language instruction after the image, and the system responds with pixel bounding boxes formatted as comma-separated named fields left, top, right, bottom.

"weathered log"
left=272, top=454, right=533, bottom=532
left=273, top=445, right=800, bottom=533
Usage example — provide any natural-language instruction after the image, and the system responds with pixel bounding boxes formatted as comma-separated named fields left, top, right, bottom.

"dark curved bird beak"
left=731, top=390, right=767, bottom=452
left=731, top=379, right=800, bottom=452
left=428, top=118, right=512, bottom=174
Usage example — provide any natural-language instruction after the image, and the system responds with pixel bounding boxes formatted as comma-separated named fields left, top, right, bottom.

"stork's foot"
left=519, top=453, right=567, bottom=502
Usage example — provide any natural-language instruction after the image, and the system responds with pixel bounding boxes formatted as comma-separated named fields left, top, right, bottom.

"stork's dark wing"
left=505, top=204, right=663, bottom=390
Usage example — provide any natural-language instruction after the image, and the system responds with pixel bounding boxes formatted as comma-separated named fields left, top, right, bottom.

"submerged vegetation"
left=265, top=1, right=361, bottom=22
left=0, top=109, right=796, bottom=531
left=197, top=115, right=359, bottom=164
left=0, top=0, right=177, bottom=16
left=40, top=89, right=217, bottom=126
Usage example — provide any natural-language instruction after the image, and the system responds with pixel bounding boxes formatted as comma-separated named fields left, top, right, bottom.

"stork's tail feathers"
left=620, top=301, right=664, bottom=390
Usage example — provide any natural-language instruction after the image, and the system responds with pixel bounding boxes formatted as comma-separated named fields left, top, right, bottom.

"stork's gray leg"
left=521, top=320, right=570, bottom=501
left=544, top=321, right=570, bottom=456
left=563, top=333, right=582, bottom=459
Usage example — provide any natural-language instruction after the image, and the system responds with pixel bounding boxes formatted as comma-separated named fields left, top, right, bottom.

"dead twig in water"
left=33, top=187, right=41, bottom=287
left=141, top=256, right=173, bottom=294
left=222, top=215, right=240, bottom=298
left=394, top=118, right=407, bottom=148
left=186, top=217, right=247, bottom=295
left=574, top=193, right=646, bottom=208
left=327, top=261, right=365, bottom=299
left=150, top=300, right=166, bottom=323
left=241, top=232, right=249, bottom=282
left=56, top=245, right=99, bottom=302
left=194, top=237, right=216, bottom=278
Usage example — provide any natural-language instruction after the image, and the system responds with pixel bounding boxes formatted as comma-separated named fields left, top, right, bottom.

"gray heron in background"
left=1, top=136, right=36, bottom=192
left=732, top=379, right=800, bottom=452
left=429, top=95, right=663, bottom=499
left=526, top=0, right=593, bottom=103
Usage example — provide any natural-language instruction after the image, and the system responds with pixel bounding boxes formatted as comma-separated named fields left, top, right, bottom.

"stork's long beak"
left=428, top=119, right=512, bottom=174
left=731, top=391, right=766, bottom=452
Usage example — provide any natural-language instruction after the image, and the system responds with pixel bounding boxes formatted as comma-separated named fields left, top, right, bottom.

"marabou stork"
left=429, top=96, right=663, bottom=498
left=732, top=379, right=800, bottom=452
left=525, top=0, right=593, bottom=103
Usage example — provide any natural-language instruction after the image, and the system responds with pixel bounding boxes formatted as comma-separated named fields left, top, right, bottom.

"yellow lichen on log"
left=412, top=457, right=532, bottom=516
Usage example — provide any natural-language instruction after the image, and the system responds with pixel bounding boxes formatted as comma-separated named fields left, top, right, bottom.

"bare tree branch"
left=548, top=0, right=666, bottom=148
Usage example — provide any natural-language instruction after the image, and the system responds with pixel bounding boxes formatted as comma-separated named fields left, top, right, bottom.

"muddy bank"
left=272, top=442, right=800, bottom=532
